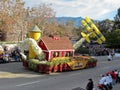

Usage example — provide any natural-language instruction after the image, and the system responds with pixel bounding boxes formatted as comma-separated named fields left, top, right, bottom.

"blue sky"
left=23, top=0, right=120, bottom=20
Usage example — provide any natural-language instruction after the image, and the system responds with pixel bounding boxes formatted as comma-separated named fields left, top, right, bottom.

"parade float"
left=21, top=17, right=105, bottom=74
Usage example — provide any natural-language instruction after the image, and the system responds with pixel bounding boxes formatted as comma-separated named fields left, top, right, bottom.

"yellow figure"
left=81, top=20, right=96, bottom=38
left=81, top=32, right=91, bottom=43
left=81, top=20, right=91, bottom=32
left=85, top=17, right=106, bottom=42
left=29, top=25, right=42, bottom=59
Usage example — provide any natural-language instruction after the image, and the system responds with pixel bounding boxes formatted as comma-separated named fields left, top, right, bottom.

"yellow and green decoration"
left=29, top=25, right=42, bottom=59
left=81, top=17, right=106, bottom=44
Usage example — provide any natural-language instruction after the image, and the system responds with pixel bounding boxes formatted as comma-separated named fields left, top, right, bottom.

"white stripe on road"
left=16, top=80, right=41, bottom=87
left=16, top=73, right=60, bottom=87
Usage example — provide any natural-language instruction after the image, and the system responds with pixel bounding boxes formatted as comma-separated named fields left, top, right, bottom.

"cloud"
left=23, top=0, right=120, bottom=20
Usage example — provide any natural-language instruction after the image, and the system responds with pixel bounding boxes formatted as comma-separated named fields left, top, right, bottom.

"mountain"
left=55, top=17, right=83, bottom=27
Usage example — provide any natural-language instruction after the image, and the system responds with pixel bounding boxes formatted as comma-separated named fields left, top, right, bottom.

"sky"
left=23, top=0, right=120, bottom=20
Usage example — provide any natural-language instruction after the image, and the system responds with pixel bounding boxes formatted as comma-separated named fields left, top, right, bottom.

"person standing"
left=108, top=53, right=112, bottom=61
left=110, top=48, right=115, bottom=60
left=86, top=78, right=94, bottom=90
left=109, top=70, right=117, bottom=85
left=111, top=49, right=115, bottom=56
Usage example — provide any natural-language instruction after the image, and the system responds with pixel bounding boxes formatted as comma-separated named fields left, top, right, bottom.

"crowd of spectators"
left=88, top=44, right=117, bottom=57
left=0, top=45, right=22, bottom=63
left=98, top=69, right=120, bottom=90
left=89, top=45, right=109, bottom=56
left=86, top=69, right=120, bottom=90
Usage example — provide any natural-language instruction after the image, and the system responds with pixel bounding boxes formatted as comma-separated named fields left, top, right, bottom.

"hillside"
left=55, top=17, right=83, bottom=27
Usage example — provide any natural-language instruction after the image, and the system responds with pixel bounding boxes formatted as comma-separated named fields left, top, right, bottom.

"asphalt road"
left=0, top=55, right=120, bottom=90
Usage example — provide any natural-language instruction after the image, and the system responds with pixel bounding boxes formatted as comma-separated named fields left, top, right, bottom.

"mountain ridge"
left=55, top=17, right=83, bottom=27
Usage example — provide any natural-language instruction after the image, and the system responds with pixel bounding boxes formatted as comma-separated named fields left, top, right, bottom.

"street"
left=0, top=55, right=120, bottom=90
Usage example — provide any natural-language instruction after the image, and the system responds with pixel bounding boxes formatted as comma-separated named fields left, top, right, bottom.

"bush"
left=75, top=47, right=89, bottom=54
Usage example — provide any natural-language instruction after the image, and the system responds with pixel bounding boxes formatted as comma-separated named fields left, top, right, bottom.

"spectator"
left=105, top=73, right=113, bottom=89
left=2, top=46, right=10, bottom=62
left=10, top=47, right=21, bottom=61
left=108, top=53, right=112, bottom=61
left=114, top=70, right=119, bottom=83
left=86, top=78, right=94, bottom=90
left=98, top=74, right=108, bottom=90
left=109, top=49, right=115, bottom=60
left=111, top=49, right=115, bottom=56
left=109, top=70, right=117, bottom=85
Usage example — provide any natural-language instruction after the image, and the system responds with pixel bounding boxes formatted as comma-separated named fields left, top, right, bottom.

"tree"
left=106, top=29, right=120, bottom=48
left=27, top=4, right=56, bottom=36
left=114, top=8, right=120, bottom=29
left=0, top=1, right=57, bottom=41
left=104, top=8, right=120, bottom=48
left=98, top=19, right=114, bottom=33
left=0, top=0, right=27, bottom=41
left=64, top=20, right=75, bottom=38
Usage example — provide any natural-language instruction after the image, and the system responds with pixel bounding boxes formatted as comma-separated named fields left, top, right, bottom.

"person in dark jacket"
left=86, top=78, right=94, bottom=90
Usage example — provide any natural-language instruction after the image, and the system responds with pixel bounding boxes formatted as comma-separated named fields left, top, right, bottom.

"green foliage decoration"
left=28, top=59, right=40, bottom=71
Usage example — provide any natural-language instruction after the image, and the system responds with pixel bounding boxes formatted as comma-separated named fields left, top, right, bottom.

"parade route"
left=0, top=55, right=119, bottom=90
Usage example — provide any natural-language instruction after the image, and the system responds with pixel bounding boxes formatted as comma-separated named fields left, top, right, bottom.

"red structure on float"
left=38, top=35, right=74, bottom=61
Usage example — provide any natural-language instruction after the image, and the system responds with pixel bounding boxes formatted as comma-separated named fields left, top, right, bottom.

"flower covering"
left=18, top=38, right=45, bottom=61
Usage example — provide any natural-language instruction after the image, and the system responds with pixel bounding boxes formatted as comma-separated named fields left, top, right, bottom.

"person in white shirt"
left=108, top=74, right=113, bottom=85
left=108, top=53, right=112, bottom=61
left=106, top=73, right=113, bottom=89
left=98, top=74, right=108, bottom=90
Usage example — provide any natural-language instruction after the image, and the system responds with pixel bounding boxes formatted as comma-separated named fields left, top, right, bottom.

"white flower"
left=19, top=38, right=45, bottom=60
